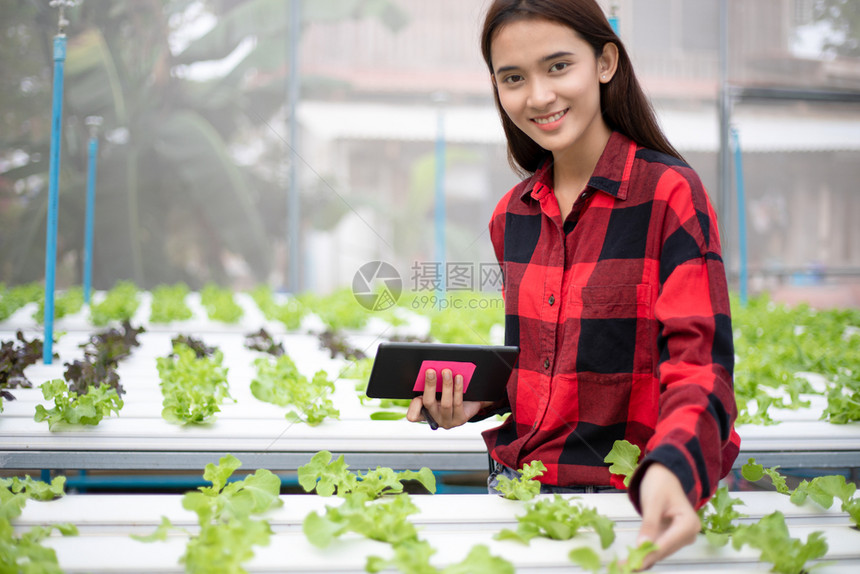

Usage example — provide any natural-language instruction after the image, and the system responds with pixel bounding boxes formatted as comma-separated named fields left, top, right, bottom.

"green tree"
left=0, top=0, right=406, bottom=288
left=814, top=0, right=860, bottom=58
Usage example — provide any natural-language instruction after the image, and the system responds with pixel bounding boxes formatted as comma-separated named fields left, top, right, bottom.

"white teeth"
left=534, top=110, right=566, bottom=125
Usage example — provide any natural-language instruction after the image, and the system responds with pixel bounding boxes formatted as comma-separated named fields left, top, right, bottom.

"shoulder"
left=492, top=187, right=517, bottom=217
left=631, top=146, right=719, bottom=252
left=488, top=187, right=515, bottom=247
left=632, top=147, right=708, bottom=206
left=491, top=176, right=533, bottom=222
left=488, top=177, right=536, bottom=256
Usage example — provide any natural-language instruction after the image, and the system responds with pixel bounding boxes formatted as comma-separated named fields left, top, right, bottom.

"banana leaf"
left=155, top=110, right=271, bottom=277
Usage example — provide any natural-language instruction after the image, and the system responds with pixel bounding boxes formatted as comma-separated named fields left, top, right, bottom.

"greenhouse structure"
left=2, top=0, right=860, bottom=572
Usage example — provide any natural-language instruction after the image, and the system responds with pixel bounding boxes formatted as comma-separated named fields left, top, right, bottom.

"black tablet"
left=365, top=342, right=519, bottom=402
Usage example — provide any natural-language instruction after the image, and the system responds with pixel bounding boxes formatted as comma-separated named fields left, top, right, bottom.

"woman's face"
left=490, top=18, right=612, bottom=162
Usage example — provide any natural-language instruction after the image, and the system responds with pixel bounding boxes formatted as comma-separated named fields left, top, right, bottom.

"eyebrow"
left=494, top=51, right=574, bottom=75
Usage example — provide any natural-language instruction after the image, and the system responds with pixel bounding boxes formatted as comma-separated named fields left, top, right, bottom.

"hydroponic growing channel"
left=1, top=284, right=860, bottom=573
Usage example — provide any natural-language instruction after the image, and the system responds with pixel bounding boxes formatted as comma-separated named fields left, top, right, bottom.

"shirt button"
left=544, top=358, right=550, bottom=370
left=548, top=295, right=555, bottom=306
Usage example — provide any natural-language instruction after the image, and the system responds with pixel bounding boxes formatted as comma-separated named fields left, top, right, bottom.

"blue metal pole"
left=83, top=127, right=99, bottom=305
left=608, top=16, right=619, bottom=35
left=731, top=127, right=748, bottom=306
left=609, top=2, right=620, bottom=35
left=43, top=32, right=67, bottom=365
left=287, top=0, right=301, bottom=294
left=434, top=98, right=446, bottom=301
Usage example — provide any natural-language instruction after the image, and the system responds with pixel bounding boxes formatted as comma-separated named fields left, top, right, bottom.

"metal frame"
left=0, top=450, right=489, bottom=472
left=3, top=449, right=859, bottom=473
left=717, top=0, right=860, bottom=283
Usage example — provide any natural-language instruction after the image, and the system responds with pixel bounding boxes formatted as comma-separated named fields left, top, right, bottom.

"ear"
left=491, top=74, right=497, bottom=88
left=597, top=42, right=619, bottom=83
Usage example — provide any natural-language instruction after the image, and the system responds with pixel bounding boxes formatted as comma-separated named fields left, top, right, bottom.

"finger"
left=636, top=464, right=672, bottom=546
left=635, top=503, right=664, bottom=569
left=439, top=369, right=454, bottom=411
left=449, top=375, right=466, bottom=425
left=635, top=524, right=660, bottom=571
left=453, top=375, right=464, bottom=410
left=406, top=396, right=425, bottom=422
left=636, top=506, right=662, bottom=550
left=422, top=369, right=438, bottom=409
left=638, top=511, right=699, bottom=570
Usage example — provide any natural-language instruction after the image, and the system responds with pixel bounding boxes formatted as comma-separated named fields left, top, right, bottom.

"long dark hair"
left=481, top=0, right=685, bottom=175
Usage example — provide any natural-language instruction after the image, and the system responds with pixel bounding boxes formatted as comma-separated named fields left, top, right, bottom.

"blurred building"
left=293, top=0, right=860, bottom=299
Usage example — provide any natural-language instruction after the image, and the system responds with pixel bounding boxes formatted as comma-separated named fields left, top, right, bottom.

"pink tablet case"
left=413, top=360, right=477, bottom=393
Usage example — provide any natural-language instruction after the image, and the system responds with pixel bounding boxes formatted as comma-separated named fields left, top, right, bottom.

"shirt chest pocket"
left=563, top=284, right=653, bottom=378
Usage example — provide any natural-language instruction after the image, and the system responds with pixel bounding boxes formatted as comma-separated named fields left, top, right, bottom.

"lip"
left=530, top=108, right=568, bottom=131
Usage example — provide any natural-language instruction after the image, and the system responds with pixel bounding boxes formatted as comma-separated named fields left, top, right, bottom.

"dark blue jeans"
left=487, top=458, right=621, bottom=495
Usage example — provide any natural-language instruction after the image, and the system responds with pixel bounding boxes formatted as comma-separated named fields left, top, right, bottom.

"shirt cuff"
left=627, top=444, right=698, bottom=513
left=468, top=399, right=511, bottom=423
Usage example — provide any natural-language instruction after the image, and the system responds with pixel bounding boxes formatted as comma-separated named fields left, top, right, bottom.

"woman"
left=407, top=0, right=740, bottom=567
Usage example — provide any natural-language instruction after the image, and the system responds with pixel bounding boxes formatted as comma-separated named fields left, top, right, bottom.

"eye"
left=549, top=62, right=569, bottom=73
left=501, top=74, right=524, bottom=85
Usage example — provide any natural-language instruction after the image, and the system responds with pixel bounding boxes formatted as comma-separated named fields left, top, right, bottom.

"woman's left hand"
left=405, top=368, right=490, bottom=429
left=635, top=463, right=700, bottom=570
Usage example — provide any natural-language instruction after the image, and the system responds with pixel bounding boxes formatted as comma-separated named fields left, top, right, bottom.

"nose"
left=527, top=77, right=556, bottom=110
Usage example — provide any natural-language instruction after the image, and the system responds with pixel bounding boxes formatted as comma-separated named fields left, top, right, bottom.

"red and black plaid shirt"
left=482, top=131, right=740, bottom=509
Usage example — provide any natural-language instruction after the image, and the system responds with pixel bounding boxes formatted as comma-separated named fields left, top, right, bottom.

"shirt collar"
left=519, top=131, right=637, bottom=204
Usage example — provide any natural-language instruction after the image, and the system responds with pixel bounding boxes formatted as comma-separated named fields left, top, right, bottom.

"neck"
left=551, top=121, right=612, bottom=195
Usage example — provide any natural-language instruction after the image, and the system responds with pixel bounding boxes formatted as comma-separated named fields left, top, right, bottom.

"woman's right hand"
left=405, top=368, right=491, bottom=429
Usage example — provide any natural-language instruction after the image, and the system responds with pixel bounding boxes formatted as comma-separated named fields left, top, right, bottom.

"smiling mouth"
left=532, top=109, right=568, bottom=125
